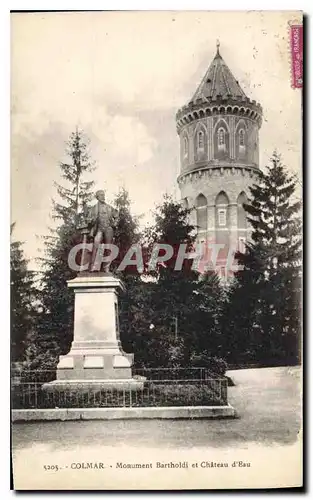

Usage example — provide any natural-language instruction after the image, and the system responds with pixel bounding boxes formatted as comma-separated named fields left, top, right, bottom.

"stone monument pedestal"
left=44, top=274, right=145, bottom=391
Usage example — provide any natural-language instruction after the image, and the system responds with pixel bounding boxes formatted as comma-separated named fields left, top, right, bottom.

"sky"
left=11, top=10, right=302, bottom=268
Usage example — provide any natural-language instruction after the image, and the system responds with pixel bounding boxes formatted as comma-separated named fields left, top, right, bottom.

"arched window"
left=217, top=128, right=226, bottom=151
left=237, top=192, right=248, bottom=229
left=194, top=126, right=207, bottom=161
left=183, top=136, right=188, bottom=157
left=239, top=128, right=245, bottom=147
left=215, top=191, right=229, bottom=228
left=215, top=191, right=230, bottom=260
left=218, top=209, right=227, bottom=227
left=198, top=130, right=204, bottom=150
left=195, top=194, right=207, bottom=232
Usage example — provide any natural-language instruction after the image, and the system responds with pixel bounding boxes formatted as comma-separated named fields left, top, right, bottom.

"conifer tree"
left=144, top=196, right=224, bottom=366
left=11, top=223, right=36, bottom=361
left=111, top=187, right=141, bottom=274
left=34, top=129, right=95, bottom=362
left=226, top=152, right=301, bottom=364
left=111, top=187, right=147, bottom=356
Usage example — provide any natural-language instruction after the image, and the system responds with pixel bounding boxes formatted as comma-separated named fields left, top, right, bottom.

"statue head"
left=95, top=190, right=105, bottom=203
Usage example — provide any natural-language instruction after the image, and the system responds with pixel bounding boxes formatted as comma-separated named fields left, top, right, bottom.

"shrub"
left=12, top=380, right=228, bottom=409
left=190, top=352, right=228, bottom=376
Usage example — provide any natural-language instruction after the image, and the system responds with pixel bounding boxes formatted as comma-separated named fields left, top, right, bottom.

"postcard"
left=11, top=10, right=303, bottom=490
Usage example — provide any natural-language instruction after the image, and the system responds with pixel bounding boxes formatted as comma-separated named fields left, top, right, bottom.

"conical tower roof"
left=176, top=42, right=262, bottom=132
left=191, top=41, right=247, bottom=103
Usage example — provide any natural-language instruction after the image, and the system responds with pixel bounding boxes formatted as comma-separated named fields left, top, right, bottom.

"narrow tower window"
left=183, top=136, right=188, bottom=157
left=198, top=130, right=204, bottom=150
left=217, top=127, right=226, bottom=151
left=215, top=191, right=229, bottom=229
left=196, top=194, right=208, bottom=232
left=237, top=192, right=248, bottom=229
left=218, top=208, right=227, bottom=227
left=239, top=128, right=245, bottom=147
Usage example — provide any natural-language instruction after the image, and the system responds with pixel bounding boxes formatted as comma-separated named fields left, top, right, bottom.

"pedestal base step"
left=12, top=405, right=236, bottom=421
left=43, top=377, right=146, bottom=392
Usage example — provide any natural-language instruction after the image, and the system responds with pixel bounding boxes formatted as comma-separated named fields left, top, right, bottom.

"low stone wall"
left=12, top=405, right=236, bottom=422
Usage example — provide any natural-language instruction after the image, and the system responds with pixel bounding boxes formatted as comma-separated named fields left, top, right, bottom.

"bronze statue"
left=81, top=190, right=118, bottom=273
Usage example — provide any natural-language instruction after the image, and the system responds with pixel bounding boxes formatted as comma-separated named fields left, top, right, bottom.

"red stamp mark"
left=290, top=23, right=303, bottom=88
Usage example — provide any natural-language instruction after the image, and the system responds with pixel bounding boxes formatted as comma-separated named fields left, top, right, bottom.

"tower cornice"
left=176, top=98, right=262, bottom=133
left=177, top=164, right=261, bottom=186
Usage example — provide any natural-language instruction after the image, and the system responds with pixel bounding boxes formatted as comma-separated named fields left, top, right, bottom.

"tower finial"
left=216, top=39, right=220, bottom=55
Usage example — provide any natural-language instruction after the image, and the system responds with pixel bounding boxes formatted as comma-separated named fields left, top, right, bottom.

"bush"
left=12, top=380, right=228, bottom=409
left=190, top=352, right=228, bottom=376
left=209, top=357, right=228, bottom=376
left=23, top=342, right=59, bottom=372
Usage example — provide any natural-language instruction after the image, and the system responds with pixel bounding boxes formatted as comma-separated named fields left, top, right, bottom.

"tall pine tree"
left=11, top=223, right=36, bottom=362
left=225, top=152, right=301, bottom=365
left=143, top=196, right=224, bottom=367
left=34, top=129, right=95, bottom=364
left=110, top=187, right=148, bottom=358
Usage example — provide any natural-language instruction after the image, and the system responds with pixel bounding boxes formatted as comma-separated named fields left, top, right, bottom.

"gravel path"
left=11, top=366, right=302, bottom=490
